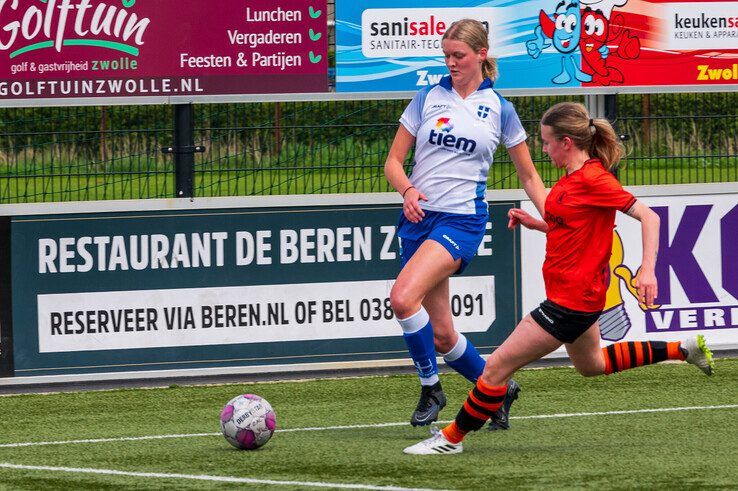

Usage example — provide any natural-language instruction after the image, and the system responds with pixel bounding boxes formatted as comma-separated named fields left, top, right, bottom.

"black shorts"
left=529, top=300, right=602, bottom=344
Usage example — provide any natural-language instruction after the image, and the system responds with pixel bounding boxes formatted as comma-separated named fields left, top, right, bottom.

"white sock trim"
left=442, top=332, right=467, bottom=362
left=419, top=374, right=439, bottom=386
left=398, top=307, right=430, bottom=334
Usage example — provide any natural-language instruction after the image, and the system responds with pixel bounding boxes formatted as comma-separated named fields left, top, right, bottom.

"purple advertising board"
left=0, top=0, right=328, bottom=105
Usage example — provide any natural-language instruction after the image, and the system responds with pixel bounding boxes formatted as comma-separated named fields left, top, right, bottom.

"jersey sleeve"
left=586, top=168, right=637, bottom=212
left=499, top=97, right=527, bottom=148
left=399, top=87, right=431, bottom=136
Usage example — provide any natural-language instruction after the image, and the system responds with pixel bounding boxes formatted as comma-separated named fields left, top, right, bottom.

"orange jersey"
left=542, top=159, right=636, bottom=312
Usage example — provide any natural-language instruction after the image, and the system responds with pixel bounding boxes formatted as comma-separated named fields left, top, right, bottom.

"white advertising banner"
left=37, top=275, right=495, bottom=353
left=360, top=8, right=496, bottom=58
left=521, top=191, right=738, bottom=351
left=662, top=2, right=738, bottom=51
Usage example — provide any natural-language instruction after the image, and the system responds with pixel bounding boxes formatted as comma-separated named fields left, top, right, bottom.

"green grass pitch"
left=0, top=359, right=735, bottom=490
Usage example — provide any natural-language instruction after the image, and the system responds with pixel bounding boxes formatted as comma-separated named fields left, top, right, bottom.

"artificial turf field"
left=0, top=359, right=735, bottom=490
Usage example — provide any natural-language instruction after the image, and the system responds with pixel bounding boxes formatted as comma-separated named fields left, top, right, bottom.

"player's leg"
left=601, top=336, right=714, bottom=376
left=424, top=278, right=485, bottom=382
left=424, top=275, right=521, bottom=431
left=423, top=265, right=522, bottom=434
left=568, top=324, right=714, bottom=376
left=565, top=321, right=606, bottom=376
left=390, top=239, right=460, bottom=426
left=404, top=314, right=561, bottom=454
left=455, top=315, right=558, bottom=437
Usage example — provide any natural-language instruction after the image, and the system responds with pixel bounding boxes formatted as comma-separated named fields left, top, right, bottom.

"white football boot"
left=683, top=335, right=715, bottom=376
left=403, top=426, right=462, bottom=455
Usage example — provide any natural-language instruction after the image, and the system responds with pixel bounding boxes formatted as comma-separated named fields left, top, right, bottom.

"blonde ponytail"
left=482, top=57, right=498, bottom=81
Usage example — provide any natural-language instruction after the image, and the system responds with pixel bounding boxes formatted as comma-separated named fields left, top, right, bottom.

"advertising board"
left=1, top=196, right=520, bottom=378
left=336, top=0, right=738, bottom=94
left=0, top=0, right=328, bottom=105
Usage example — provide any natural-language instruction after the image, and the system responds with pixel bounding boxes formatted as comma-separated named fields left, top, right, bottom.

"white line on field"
left=0, top=432, right=221, bottom=448
left=0, top=463, right=445, bottom=491
left=0, top=404, right=735, bottom=449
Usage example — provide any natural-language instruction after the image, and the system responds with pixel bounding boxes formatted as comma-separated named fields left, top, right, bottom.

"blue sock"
left=442, top=332, right=485, bottom=382
left=398, top=307, right=438, bottom=386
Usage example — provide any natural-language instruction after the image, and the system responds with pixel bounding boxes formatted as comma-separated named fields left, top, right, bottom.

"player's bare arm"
left=384, top=125, right=427, bottom=223
left=625, top=201, right=660, bottom=307
left=508, top=142, right=547, bottom=217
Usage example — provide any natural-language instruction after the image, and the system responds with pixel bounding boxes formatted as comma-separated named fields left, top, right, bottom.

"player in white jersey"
left=384, top=19, right=547, bottom=428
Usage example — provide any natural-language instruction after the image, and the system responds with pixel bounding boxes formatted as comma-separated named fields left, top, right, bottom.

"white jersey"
left=400, top=76, right=527, bottom=215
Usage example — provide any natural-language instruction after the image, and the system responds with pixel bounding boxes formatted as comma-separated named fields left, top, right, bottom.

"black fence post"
left=0, top=217, right=14, bottom=377
left=174, top=104, right=195, bottom=198
left=604, top=94, right=617, bottom=128
left=162, top=104, right=204, bottom=198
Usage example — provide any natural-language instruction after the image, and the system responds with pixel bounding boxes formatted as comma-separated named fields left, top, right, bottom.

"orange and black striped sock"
left=602, top=341, right=686, bottom=375
left=441, top=379, right=507, bottom=444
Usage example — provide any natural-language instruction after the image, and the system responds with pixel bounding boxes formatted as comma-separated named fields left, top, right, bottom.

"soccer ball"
left=219, top=394, right=276, bottom=450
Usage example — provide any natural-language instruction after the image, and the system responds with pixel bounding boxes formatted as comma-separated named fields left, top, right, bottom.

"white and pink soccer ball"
left=219, top=394, right=276, bottom=450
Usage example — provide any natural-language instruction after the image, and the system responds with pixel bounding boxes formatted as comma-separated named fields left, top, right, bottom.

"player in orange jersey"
left=404, top=101, right=715, bottom=455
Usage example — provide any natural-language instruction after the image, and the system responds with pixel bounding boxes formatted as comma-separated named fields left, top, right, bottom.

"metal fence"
left=0, top=92, right=736, bottom=203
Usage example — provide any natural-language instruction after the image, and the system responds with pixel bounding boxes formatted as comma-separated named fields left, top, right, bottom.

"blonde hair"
left=540, top=102, right=624, bottom=170
left=442, top=19, right=498, bottom=81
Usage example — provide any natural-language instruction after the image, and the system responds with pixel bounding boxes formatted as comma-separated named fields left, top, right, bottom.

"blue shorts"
left=397, top=210, right=489, bottom=274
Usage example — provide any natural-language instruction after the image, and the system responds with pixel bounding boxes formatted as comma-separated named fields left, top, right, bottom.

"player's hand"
left=613, top=265, right=660, bottom=311
left=403, top=187, right=427, bottom=223
left=507, top=208, right=537, bottom=230
left=634, top=267, right=658, bottom=308
left=507, top=208, right=522, bottom=229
